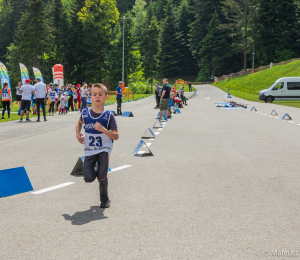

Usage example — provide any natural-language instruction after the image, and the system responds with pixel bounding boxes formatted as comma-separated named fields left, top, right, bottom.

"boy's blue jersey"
left=82, top=108, right=114, bottom=156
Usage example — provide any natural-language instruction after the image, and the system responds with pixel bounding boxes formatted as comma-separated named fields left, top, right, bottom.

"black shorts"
left=33, top=99, right=36, bottom=104
left=21, top=100, right=31, bottom=111
left=16, top=95, right=22, bottom=101
left=74, top=99, right=77, bottom=104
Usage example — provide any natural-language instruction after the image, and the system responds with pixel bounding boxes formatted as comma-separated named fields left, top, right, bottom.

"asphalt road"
left=1, top=85, right=300, bottom=260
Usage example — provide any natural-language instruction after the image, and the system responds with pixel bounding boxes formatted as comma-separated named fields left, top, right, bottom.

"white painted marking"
left=297, top=124, right=300, bottom=126
left=269, top=116, right=273, bottom=118
left=274, top=117, right=279, bottom=119
left=158, top=128, right=163, bottom=130
left=162, top=122, right=167, bottom=124
left=143, top=143, right=152, bottom=148
left=149, top=138, right=154, bottom=140
left=154, top=132, right=160, bottom=135
left=264, top=114, right=267, bottom=116
left=288, top=121, right=295, bottom=124
left=255, top=112, right=259, bottom=113
left=137, top=151, right=145, bottom=155
left=259, top=113, right=263, bottom=114
left=110, top=165, right=132, bottom=172
left=31, top=182, right=75, bottom=194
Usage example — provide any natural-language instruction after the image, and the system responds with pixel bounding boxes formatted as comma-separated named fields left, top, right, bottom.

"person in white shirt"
left=19, top=79, right=34, bottom=122
left=34, top=78, right=47, bottom=122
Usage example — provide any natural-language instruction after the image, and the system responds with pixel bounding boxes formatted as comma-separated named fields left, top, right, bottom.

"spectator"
left=34, top=78, right=47, bottom=122
left=116, top=81, right=124, bottom=115
left=1, top=82, right=11, bottom=119
left=156, top=78, right=171, bottom=120
left=77, top=84, right=81, bottom=111
left=154, top=83, right=162, bottom=109
left=19, top=79, right=34, bottom=122
left=188, top=82, right=192, bottom=92
left=80, top=84, right=88, bottom=112
left=68, top=87, right=74, bottom=111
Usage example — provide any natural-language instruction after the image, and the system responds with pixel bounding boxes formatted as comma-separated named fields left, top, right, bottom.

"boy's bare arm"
left=75, top=119, right=84, bottom=144
left=94, top=122, right=119, bottom=140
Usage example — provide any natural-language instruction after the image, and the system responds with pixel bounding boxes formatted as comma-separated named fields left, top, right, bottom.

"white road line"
left=158, top=128, right=163, bottom=130
left=31, top=182, right=75, bottom=194
left=264, top=114, right=267, bottom=116
left=143, top=143, right=152, bottom=147
left=269, top=116, right=273, bottom=117
left=288, top=121, right=295, bottom=124
left=149, top=138, right=154, bottom=140
left=259, top=113, right=263, bottom=114
left=274, top=117, right=279, bottom=119
left=297, top=124, right=300, bottom=126
left=110, top=165, right=132, bottom=172
left=154, top=132, right=160, bottom=135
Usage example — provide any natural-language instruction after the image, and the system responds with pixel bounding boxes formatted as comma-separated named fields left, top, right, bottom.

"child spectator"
left=48, top=86, right=57, bottom=116
left=58, top=92, right=65, bottom=114
left=64, top=92, right=68, bottom=113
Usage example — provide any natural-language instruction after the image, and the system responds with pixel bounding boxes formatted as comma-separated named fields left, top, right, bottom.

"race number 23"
left=89, top=136, right=102, bottom=147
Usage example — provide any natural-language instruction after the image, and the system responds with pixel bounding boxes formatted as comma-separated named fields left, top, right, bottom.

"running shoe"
left=100, top=199, right=110, bottom=208
left=19, top=118, right=23, bottom=122
left=26, top=118, right=31, bottom=122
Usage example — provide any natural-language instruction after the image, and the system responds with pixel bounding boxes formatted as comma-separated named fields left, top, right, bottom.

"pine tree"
left=197, top=12, right=229, bottom=80
left=159, top=0, right=184, bottom=77
left=256, top=0, right=299, bottom=64
left=6, top=0, right=53, bottom=84
left=178, top=0, right=197, bottom=75
left=52, top=0, right=71, bottom=71
left=69, top=0, right=86, bottom=82
left=141, top=2, right=159, bottom=92
left=190, top=0, right=223, bottom=64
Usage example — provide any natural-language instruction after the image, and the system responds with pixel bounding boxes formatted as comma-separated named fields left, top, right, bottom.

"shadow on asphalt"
left=62, top=206, right=108, bottom=225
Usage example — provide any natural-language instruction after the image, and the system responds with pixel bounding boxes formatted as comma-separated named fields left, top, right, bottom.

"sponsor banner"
left=33, top=67, right=44, bottom=83
left=19, top=63, right=30, bottom=84
left=0, top=62, right=12, bottom=91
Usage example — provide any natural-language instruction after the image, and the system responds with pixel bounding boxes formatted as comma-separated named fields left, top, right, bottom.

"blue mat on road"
left=220, top=107, right=246, bottom=109
left=214, top=103, right=229, bottom=105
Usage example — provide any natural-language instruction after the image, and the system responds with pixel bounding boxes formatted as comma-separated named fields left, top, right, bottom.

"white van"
left=258, top=77, right=300, bottom=103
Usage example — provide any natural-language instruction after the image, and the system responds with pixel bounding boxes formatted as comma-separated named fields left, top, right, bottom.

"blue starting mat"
left=214, top=103, right=229, bottom=105
left=220, top=107, right=246, bottom=109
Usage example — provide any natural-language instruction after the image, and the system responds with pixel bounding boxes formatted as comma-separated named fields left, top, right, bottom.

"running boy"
left=75, top=83, right=119, bottom=208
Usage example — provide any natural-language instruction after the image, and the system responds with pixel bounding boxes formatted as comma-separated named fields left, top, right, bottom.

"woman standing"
left=1, top=83, right=11, bottom=119
left=80, top=84, right=87, bottom=112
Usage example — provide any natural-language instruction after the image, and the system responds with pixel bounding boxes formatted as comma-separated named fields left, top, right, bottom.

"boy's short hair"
left=92, top=83, right=108, bottom=95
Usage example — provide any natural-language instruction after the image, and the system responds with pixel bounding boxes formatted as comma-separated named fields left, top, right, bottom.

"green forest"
left=1, top=0, right=300, bottom=90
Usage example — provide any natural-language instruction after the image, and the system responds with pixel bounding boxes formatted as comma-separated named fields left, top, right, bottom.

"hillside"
left=212, top=60, right=300, bottom=108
